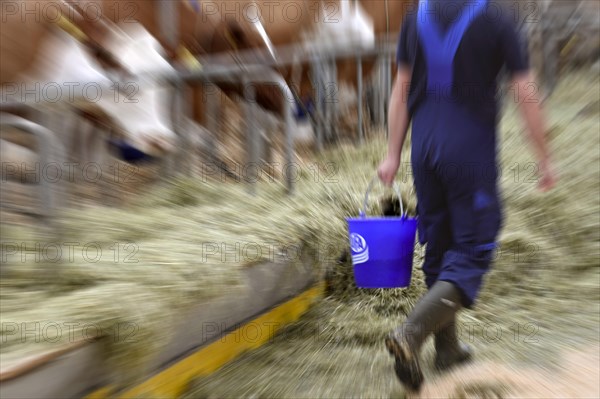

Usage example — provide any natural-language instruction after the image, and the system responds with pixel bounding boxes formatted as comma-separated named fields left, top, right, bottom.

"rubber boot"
left=434, top=320, right=473, bottom=371
left=385, top=281, right=463, bottom=392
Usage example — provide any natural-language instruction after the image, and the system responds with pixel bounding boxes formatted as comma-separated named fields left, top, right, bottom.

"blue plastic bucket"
left=346, top=178, right=418, bottom=288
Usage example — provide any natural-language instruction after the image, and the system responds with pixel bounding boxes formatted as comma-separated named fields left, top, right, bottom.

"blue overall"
left=412, top=0, right=501, bottom=307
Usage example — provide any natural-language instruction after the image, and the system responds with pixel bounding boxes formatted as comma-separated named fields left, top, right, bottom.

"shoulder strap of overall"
left=417, top=0, right=488, bottom=90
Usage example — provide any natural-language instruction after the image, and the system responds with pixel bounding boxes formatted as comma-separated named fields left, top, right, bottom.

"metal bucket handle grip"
left=361, top=176, right=405, bottom=218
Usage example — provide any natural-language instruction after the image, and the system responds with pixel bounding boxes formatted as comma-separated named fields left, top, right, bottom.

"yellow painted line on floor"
left=86, top=282, right=325, bottom=399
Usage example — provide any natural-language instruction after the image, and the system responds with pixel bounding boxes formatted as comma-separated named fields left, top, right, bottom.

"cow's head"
left=86, top=23, right=179, bottom=158
left=25, top=22, right=179, bottom=160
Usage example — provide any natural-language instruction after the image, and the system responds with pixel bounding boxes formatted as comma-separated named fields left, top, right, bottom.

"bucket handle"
left=360, top=176, right=405, bottom=218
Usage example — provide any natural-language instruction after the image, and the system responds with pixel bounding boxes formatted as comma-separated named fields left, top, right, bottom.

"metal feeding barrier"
left=0, top=112, right=65, bottom=225
left=161, top=38, right=396, bottom=194
left=0, top=4, right=397, bottom=228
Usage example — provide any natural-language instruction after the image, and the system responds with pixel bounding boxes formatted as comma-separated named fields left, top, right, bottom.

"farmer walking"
left=377, top=0, right=556, bottom=391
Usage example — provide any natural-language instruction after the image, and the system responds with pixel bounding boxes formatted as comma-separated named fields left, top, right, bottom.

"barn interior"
left=1, top=1, right=599, bottom=398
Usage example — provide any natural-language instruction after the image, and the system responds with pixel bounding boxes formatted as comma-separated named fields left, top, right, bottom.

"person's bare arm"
left=378, top=65, right=412, bottom=186
left=513, top=71, right=556, bottom=191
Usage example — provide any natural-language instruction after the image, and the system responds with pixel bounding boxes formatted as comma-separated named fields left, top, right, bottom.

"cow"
left=0, top=2, right=191, bottom=212
left=1, top=1, right=184, bottom=156
left=184, top=0, right=412, bottom=145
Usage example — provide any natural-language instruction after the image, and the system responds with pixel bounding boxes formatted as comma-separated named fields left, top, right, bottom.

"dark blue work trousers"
left=411, top=97, right=502, bottom=307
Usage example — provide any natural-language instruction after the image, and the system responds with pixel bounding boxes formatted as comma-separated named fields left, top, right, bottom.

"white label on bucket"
left=350, top=233, right=369, bottom=265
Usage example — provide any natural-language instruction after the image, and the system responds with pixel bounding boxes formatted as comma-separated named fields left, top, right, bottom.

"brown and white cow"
left=1, top=1, right=184, bottom=160
left=183, top=0, right=411, bottom=144
left=0, top=2, right=192, bottom=211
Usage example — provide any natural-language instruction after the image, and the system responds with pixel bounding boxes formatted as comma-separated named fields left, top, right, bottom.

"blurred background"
left=0, top=1, right=599, bottom=398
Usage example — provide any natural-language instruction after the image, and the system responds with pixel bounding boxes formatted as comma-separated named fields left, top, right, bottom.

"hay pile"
left=0, top=135, right=412, bottom=386
left=183, top=71, right=599, bottom=398
left=0, top=182, right=327, bottom=385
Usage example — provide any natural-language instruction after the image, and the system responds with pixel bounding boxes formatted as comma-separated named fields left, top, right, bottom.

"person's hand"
left=538, top=158, right=557, bottom=192
left=377, top=155, right=401, bottom=187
